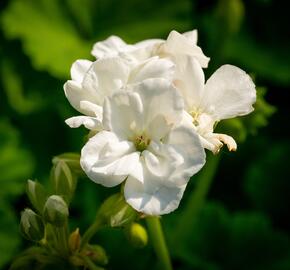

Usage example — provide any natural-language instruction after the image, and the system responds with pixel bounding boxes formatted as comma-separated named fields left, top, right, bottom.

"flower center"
left=189, top=108, right=202, bottom=126
left=134, top=134, right=151, bottom=152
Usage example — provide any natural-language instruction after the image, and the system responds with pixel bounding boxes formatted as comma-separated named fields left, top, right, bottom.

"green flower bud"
left=43, top=195, right=69, bottom=227
left=52, top=153, right=82, bottom=175
left=97, top=193, right=136, bottom=227
left=69, top=228, right=81, bottom=253
left=82, top=245, right=108, bottom=266
left=26, top=180, right=47, bottom=213
left=125, top=222, right=148, bottom=248
left=51, top=160, right=76, bottom=203
left=20, top=209, right=44, bottom=242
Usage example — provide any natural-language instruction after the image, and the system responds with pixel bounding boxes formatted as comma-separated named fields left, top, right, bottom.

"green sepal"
left=97, top=193, right=137, bottom=228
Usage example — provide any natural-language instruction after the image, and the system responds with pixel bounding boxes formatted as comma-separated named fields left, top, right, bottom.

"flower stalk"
left=146, top=216, right=173, bottom=270
left=80, top=219, right=104, bottom=250
left=173, top=153, right=221, bottom=247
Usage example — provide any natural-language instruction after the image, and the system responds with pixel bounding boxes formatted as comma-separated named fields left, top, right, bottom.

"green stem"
left=146, top=216, right=173, bottom=270
left=173, top=153, right=221, bottom=246
left=57, top=225, right=69, bottom=257
left=80, top=219, right=104, bottom=250
left=82, top=255, right=105, bottom=270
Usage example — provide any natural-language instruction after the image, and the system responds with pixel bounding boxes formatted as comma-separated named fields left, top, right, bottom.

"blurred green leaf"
left=241, top=86, right=276, bottom=136
left=216, top=0, right=245, bottom=34
left=1, top=59, right=44, bottom=115
left=170, top=203, right=290, bottom=270
left=0, top=119, right=35, bottom=197
left=1, top=0, right=91, bottom=78
left=65, top=0, right=94, bottom=37
left=217, top=87, right=275, bottom=142
left=0, top=202, right=21, bottom=269
left=244, top=142, right=290, bottom=221
left=224, top=32, right=290, bottom=85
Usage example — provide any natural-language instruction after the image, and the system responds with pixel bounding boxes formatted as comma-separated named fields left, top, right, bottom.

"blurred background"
left=0, top=0, right=289, bottom=269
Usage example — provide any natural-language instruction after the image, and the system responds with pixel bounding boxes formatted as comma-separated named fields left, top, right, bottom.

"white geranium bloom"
left=64, top=56, right=174, bottom=131
left=80, top=79, right=206, bottom=215
left=174, top=56, right=256, bottom=154
left=91, top=29, right=209, bottom=68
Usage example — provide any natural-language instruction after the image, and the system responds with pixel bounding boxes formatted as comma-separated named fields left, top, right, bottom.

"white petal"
left=91, top=35, right=131, bottom=58
left=80, top=101, right=103, bottom=120
left=163, top=125, right=206, bottom=185
left=119, top=39, right=163, bottom=62
left=65, top=116, right=102, bottom=131
left=64, top=80, right=99, bottom=116
left=162, top=30, right=210, bottom=68
left=130, top=39, right=163, bottom=60
left=182, top=30, right=198, bottom=45
left=124, top=170, right=186, bottom=215
left=146, top=115, right=172, bottom=141
left=103, top=91, right=144, bottom=140
left=202, top=65, right=256, bottom=120
left=82, top=57, right=131, bottom=105
left=130, top=78, right=184, bottom=140
left=134, top=39, right=163, bottom=48
left=80, top=131, right=141, bottom=187
left=216, top=134, right=237, bottom=152
left=70, top=60, right=92, bottom=83
left=129, top=57, right=174, bottom=84
left=174, top=55, right=205, bottom=110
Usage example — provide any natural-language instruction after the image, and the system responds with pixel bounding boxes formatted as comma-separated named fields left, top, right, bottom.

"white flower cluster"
left=64, top=30, right=256, bottom=216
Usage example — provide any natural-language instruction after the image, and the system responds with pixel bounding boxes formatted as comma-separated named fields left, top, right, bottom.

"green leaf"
left=1, top=0, right=91, bottom=78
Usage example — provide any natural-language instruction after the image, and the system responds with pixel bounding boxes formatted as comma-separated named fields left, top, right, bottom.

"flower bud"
left=97, top=193, right=136, bottom=227
left=52, top=153, right=82, bottom=175
left=20, top=209, right=44, bottom=242
left=51, top=160, right=77, bottom=203
left=69, top=228, right=81, bottom=252
left=125, top=222, right=148, bottom=248
left=26, top=180, right=47, bottom=213
left=43, top=195, right=69, bottom=227
left=82, top=245, right=108, bottom=266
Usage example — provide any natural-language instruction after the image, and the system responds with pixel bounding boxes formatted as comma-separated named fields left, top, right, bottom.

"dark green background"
left=0, top=0, right=289, bottom=269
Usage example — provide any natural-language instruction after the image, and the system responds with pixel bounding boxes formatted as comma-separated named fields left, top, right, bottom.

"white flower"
left=174, top=56, right=256, bottom=153
left=91, top=30, right=209, bottom=68
left=64, top=56, right=174, bottom=131
left=80, top=79, right=206, bottom=215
